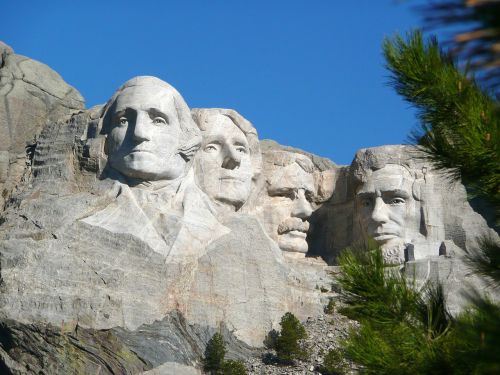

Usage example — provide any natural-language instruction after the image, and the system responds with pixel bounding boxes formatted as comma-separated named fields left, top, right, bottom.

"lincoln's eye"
left=235, top=146, right=248, bottom=154
left=153, top=117, right=167, bottom=125
left=361, top=199, right=371, bottom=208
left=119, top=117, right=128, bottom=126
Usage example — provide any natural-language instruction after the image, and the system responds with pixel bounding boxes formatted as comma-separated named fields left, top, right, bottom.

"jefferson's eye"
left=153, top=117, right=167, bottom=125
left=205, top=144, right=218, bottom=152
left=119, top=117, right=128, bottom=126
left=389, top=197, right=406, bottom=205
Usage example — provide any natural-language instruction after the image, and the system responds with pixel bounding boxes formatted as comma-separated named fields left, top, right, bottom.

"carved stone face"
left=106, top=84, right=185, bottom=181
left=195, top=113, right=253, bottom=209
left=356, top=164, right=419, bottom=249
left=261, top=160, right=315, bottom=253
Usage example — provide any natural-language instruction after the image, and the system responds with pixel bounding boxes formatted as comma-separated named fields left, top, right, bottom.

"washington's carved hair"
left=99, top=76, right=202, bottom=160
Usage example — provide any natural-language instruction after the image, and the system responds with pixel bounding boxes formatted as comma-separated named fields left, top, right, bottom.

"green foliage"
left=320, top=348, right=346, bottom=375
left=219, top=360, right=248, bottom=375
left=204, top=333, right=226, bottom=373
left=336, top=244, right=479, bottom=374
left=383, top=30, right=500, bottom=223
left=325, top=298, right=336, bottom=315
left=336, top=240, right=421, bottom=325
left=203, top=333, right=247, bottom=375
left=420, top=0, right=500, bottom=93
left=274, top=312, right=308, bottom=364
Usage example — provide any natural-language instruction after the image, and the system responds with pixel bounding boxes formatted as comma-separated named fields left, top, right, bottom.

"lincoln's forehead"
left=358, top=165, right=413, bottom=194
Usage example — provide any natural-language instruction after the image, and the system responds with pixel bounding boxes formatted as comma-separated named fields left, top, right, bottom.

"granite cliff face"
left=0, top=42, right=84, bottom=211
left=0, top=43, right=497, bottom=374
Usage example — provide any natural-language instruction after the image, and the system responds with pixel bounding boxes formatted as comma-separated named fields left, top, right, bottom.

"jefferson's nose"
left=133, top=112, right=152, bottom=142
left=371, top=197, right=389, bottom=223
left=221, top=147, right=241, bottom=170
left=291, top=189, right=313, bottom=219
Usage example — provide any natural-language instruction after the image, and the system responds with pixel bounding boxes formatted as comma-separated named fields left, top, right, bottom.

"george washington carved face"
left=101, top=76, right=200, bottom=182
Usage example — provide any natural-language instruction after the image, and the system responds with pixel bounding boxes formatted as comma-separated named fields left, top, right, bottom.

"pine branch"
left=383, top=30, right=500, bottom=223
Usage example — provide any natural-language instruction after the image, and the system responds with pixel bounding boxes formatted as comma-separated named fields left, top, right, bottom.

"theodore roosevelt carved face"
left=259, top=151, right=315, bottom=253
left=101, top=76, right=200, bottom=182
left=192, top=109, right=261, bottom=211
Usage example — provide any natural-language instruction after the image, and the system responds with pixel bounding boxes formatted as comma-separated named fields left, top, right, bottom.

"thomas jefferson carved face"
left=260, top=154, right=315, bottom=253
left=105, top=83, right=186, bottom=181
left=195, top=113, right=254, bottom=209
left=356, top=164, right=419, bottom=249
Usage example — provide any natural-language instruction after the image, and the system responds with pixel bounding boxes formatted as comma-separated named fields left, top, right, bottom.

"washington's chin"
left=278, top=231, right=308, bottom=253
left=110, top=154, right=184, bottom=181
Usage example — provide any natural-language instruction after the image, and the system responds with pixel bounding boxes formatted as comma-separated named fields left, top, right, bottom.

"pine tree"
left=274, top=312, right=308, bottom=364
left=204, top=333, right=226, bottom=373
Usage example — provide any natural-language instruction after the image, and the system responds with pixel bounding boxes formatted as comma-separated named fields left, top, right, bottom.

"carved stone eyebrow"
left=148, top=108, right=169, bottom=123
left=382, top=189, right=410, bottom=198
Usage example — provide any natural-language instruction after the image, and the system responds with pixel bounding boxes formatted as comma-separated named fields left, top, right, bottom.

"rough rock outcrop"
left=0, top=41, right=84, bottom=210
left=0, top=47, right=498, bottom=374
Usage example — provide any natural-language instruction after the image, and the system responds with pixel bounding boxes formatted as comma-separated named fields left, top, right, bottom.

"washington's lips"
left=127, top=148, right=155, bottom=155
left=278, top=217, right=310, bottom=235
left=219, top=175, right=245, bottom=182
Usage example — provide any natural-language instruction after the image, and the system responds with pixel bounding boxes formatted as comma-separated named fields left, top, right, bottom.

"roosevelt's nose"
left=291, top=189, right=313, bottom=219
left=221, top=147, right=241, bottom=170
left=371, top=197, right=389, bottom=223
left=133, top=112, right=152, bottom=142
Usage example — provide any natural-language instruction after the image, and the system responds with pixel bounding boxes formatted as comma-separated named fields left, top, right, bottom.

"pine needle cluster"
left=383, top=30, right=500, bottom=223
left=337, top=243, right=481, bottom=374
left=274, top=312, right=308, bottom=364
left=203, top=333, right=247, bottom=375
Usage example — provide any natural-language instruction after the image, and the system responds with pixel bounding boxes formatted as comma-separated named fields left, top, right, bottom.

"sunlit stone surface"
left=0, top=62, right=497, bottom=373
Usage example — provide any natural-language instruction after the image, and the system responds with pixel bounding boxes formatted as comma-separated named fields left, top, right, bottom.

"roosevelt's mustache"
left=278, top=217, right=310, bottom=235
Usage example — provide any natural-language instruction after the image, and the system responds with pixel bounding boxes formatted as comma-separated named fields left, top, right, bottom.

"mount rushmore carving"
left=0, top=43, right=497, bottom=374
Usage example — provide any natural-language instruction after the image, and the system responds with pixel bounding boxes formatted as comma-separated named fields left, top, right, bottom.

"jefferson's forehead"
left=201, top=114, right=247, bottom=142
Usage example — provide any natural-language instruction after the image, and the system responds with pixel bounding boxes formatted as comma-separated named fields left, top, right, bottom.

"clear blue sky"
left=3, top=1, right=427, bottom=165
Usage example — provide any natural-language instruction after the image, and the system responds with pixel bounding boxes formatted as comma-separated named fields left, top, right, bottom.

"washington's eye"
left=205, top=144, right=218, bottom=152
left=153, top=117, right=167, bottom=125
left=119, top=117, right=128, bottom=126
left=389, top=197, right=405, bottom=205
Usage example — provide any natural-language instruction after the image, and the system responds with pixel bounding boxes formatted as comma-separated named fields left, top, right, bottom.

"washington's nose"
left=133, top=112, right=152, bottom=142
left=291, top=189, right=313, bottom=219
left=371, top=197, right=389, bottom=223
left=221, top=147, right=241, bottom=170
